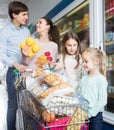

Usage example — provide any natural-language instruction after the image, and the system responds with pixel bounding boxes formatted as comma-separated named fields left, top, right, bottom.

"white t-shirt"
left=57, top=54, right=86, bottom=89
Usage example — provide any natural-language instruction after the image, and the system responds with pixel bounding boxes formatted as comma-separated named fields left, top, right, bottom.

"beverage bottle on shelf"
left=106, top=56, right=109, bottom=69
left=106, top=1, right=109, bottom=17
left=83, top=13, right=89, bottom=26
left=112, top=0, right=114, bottom=14
left=79, top=19, right=83, bottom=29
left=108, top=55, right=112, bottom=68
left=112, top=54, right=114, bottom=67
left=109, top=0, right=113, bottom=16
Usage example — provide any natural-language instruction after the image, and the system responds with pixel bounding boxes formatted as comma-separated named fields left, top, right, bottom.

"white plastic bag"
left=0, top=84, right=8, bottom=130
left=0, top=62, right=8, bottom=130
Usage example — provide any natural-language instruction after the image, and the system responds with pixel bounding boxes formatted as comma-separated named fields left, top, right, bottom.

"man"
left=0, top=1, right=30, bottom=130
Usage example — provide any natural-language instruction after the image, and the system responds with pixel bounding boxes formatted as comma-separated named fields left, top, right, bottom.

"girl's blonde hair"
left=83, top=47, right=106, bottom=76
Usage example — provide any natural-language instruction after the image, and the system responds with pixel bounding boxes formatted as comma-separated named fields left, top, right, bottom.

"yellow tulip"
left=20, top=36, right=41, bottom=58
left=40, top=55, right=47, bottom=60
left=20, top=41, right=26, bottom=48
left=28, top=51, right=34, bottom=57
left=32, top=44, right=41, bottom=53
left=26, top=36, right=35, bottom=46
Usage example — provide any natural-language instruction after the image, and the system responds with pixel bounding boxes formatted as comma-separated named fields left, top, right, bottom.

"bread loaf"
left=44, top=73, right=66, bottom=86
left=38, top=83, right=70, bottom=99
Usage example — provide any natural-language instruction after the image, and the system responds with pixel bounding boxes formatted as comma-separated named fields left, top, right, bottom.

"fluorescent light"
left=66, top=1, right=89, bottom=17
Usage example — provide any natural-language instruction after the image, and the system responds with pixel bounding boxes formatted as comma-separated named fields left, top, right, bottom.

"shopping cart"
left=15, top=71, right=89, bottom=130
left=17, top=89, right=89, bottom=130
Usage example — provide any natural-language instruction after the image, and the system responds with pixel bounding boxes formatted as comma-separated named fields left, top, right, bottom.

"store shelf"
left=54, top=0, right=89, bottom=42
left=106, top=14, right=114, bottom=20
left=106, top=41, right=114, bottom=46
left=103, top=110, right=114, bottom=125
left=107, top=67, right=114, bottom=71
left=74, top=24, right=89, bottom=33
left=108, top=93, right=114, bottom=98
left=60, top=29, right=71, bottom=36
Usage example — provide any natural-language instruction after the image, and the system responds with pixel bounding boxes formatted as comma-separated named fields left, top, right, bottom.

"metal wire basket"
left=18, top=90, right=89, bottom=130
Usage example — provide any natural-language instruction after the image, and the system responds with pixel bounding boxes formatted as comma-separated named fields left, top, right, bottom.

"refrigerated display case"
left=52, top=0, right=114, bottom=128
left=54, top=0, right=90, bottom=53
left=105, top=0, right=114, bottom=113
left=103, top=0, right=114, bottom=128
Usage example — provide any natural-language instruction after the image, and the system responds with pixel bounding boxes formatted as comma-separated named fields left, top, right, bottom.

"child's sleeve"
left=88, top=77, right=108, bottom=118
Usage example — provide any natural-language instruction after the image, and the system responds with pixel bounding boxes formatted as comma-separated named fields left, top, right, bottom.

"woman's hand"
left=21, top=45, right=31, bottom=56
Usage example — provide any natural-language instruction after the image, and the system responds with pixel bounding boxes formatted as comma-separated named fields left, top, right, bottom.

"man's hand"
left=13, top=62, right=27, bottom=72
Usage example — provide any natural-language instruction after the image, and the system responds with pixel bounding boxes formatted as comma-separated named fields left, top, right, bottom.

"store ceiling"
left=0, top=0, right=28, bottom=28
left=0, top=0, right=28, bottom=16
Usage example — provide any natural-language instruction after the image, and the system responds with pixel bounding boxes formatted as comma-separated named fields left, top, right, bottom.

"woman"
left=22, top=17, right=59, bottom=69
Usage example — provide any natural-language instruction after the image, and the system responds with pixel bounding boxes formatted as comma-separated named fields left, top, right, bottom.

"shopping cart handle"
left=13, top=69, right=19, bottom=75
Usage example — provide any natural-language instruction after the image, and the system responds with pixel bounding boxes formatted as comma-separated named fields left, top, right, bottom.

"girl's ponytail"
left=99, top=50, right=106, bottom=76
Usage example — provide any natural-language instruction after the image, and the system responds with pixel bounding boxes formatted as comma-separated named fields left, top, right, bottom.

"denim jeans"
left=89, top=112, right=103, bottom=130
left=6, top=68, right=18, bottom=130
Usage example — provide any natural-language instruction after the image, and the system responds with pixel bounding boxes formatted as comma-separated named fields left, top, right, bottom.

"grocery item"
left=47, top=117, right=71, bottom=130
left=38, top=83, right=71, bottom=99
left=43, top=73, right=66, bottom=86
left=32, top=67, right=46, bottom=78
left=74, top=20, right=79, bottom=31
left=37, top=116, right=71, bottom=130
left=67, top=107, right=88, bottom=130
left=79, top=19, right=83, bottom=29
left=83, top=13, right=89, bottom=26
left=41, top=109, right=56, bottom=123
left=45, top=95, right=78, bottom=116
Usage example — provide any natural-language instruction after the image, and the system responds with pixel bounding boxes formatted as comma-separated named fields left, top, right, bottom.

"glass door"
left=54, top=0, right=89, bottom=53
left=105, top=0, right=114, bottom=113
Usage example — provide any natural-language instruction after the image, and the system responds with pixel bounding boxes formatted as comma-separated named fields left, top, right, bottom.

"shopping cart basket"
left=15, top=70, right=89, bottom=130
left=18, top=90, right=89, bottom=130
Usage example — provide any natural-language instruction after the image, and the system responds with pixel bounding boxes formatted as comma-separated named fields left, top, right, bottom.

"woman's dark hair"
left=8, top=1, right=28, bottom=20
left=62, top=31, right=81, bottom=68
left=41, top=17, right=60, bottom=46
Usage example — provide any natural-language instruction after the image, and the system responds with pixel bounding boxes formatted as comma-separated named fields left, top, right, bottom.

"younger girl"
left=80, top=47, right=108, bottom=130
left=52, top=31, right=86, bottom=89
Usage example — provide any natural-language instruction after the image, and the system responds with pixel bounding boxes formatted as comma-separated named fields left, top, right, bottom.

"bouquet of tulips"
left=20, top=36, right=41, bottom=58
left=37, top=51, right=53, bottom=67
